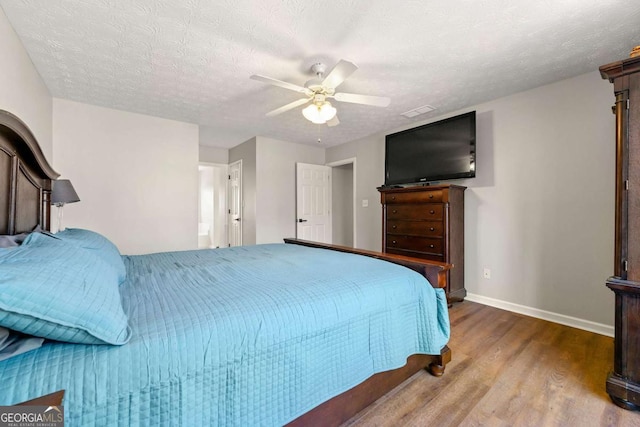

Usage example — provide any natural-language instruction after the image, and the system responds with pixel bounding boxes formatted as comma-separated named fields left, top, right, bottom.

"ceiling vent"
left=401, top=104, right=436, bottom=118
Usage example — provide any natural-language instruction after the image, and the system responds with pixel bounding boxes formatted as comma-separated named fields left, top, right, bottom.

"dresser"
left=379, top=184, right=466, bottom=302
left=600, top=52, right=640, bottom=410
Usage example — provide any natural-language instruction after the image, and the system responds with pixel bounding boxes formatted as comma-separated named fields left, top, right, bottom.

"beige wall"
left=229, top=136, right=325, bottom=245
left=327, top=71, right=616, bottom=327
left=326, top=137, right=385, bottom=251
left=256, top=137, right=325, bottom=244
left=52, top=98, right=199, bottom=255
left=331, top=163, right=354, bottom=247
left=0, top=7, right=52, bottom=161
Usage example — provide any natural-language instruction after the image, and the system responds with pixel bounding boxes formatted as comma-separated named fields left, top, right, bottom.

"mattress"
left=0, top=243, right=449, bottom=426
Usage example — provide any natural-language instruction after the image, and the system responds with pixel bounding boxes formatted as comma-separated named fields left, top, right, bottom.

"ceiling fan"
left=250, top=60, right=390, bottom=126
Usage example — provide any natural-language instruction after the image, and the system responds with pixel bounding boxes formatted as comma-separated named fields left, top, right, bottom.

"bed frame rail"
left=286, top=348, right=451, bottom=427
left=283, top=238, right=452, bottom=289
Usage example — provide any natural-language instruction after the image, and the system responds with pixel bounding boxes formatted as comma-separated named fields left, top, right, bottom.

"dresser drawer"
left=384, top=190, right=443, bottom=204
left=386, top=235, right=444, bottom=255
left=387, top=204, right=444, bottom=221
left=387, top=220, right=443, bottom=237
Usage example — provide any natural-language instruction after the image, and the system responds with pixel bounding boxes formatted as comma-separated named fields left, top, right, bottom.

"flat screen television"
left=384, top=111, right=476, bottom=186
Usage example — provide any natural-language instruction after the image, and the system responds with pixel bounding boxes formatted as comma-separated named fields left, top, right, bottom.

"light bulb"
left=302, top=102, right=337, bottom=124
left=302, top=104, right=325, bottom=123
left=319, top=102, right=337, bottom=121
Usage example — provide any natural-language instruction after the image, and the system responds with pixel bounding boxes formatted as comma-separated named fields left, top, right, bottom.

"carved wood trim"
left=8, top=155, right=17, bottom=234
left=0, top=110, right=59, bottom=234
left=0, top=110, right=58, bottom=180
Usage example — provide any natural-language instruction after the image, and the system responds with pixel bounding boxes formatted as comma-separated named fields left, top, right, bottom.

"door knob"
left=234, top=218, right=241, bottom=222
left=297, top=219, right=308, bottom=223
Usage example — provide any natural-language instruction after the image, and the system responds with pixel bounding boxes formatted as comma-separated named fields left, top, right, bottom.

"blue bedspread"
left=0, top=244, right=449, bottom=426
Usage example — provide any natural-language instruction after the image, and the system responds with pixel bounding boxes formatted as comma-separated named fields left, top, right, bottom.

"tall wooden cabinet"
left=379, top=184, right=466, bottom=302
left=600, top=53, right=640, bottom=410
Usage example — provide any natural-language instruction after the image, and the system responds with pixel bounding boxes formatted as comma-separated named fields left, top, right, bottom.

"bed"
left=0, top=110, right=452, bottom=426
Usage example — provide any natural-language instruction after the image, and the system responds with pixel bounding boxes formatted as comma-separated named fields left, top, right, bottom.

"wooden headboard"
left=0, top=110, right=59, bottom=234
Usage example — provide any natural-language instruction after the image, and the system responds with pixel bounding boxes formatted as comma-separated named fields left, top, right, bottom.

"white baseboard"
left=465, top=293, right=614, bottom=337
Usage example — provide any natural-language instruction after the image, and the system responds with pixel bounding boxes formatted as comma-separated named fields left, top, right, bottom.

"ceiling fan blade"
left=334, top=92, right=391, bottom=107
left=265, top=98, right=310, bottom=117
left=326, top=115, right=340, bottom=127
left=322, top=60, right=358, bottom=89
left=250, top=74, right=312, bottom=95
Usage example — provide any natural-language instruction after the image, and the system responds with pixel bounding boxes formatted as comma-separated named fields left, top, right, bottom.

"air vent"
left=401, top=104, right=436, bottom=118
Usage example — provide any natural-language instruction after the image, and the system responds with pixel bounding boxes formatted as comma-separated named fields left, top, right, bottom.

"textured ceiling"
left=1, top=0, right=639, bottom=148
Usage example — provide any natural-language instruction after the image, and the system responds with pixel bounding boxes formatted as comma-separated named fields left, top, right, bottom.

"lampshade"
left=302, top=102, right=337, bottom=124
left=51, top=179, right=80, bottom=205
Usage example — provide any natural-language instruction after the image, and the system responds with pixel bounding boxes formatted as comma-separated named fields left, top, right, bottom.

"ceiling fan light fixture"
left=302, top=102, right=337, bottom=124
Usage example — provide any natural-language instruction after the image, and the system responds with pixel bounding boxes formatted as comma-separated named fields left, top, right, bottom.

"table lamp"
left=51, top=179, right=80, bottom=232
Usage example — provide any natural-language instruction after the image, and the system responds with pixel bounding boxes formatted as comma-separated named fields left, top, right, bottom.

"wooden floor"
left=343, top=301, right=640, bottom=427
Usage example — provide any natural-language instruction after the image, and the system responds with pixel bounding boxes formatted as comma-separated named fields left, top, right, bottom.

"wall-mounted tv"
left=384, top=111, right=476, bottom=186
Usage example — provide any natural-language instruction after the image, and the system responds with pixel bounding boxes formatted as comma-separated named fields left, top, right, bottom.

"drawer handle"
left=391, top=196, right=396, bottom=200
left=392, top=209, right=397, bottom=214
left=392, top=240, right=397, bottom=244
left=429, top=244, right=435, bottom=248
left=429, top=210, right=435, bottom=214
left=392, top=225, right=397, bottom=229
left=429, top=227, right=435, bottom=231
left=429, top=194, right=434, bottom=198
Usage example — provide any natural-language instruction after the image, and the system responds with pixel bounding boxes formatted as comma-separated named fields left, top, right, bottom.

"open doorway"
left=198, top=163, right=228, bottom=249
left=228, top=160, right=242, bottom=247
left=327, top=158, right=356, bottom=247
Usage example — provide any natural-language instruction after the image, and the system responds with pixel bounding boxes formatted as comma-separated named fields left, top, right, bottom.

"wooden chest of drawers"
left=379, top=184, right=466, bottom=302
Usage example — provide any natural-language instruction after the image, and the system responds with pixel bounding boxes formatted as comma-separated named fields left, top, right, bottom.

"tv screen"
left=385, top=111, right=476, bottom=186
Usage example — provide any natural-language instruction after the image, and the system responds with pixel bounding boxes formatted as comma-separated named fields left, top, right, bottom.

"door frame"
left=326, top=157, right=357, bottom=247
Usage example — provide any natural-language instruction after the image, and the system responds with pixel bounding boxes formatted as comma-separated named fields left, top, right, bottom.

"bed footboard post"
left=427, top=345, right=451, bottom=377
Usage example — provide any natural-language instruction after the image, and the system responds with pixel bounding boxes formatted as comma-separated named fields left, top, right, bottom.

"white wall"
left=0, top=7, right=52, bottom=161
left=229, top=137, right=257, bottom=245
left=199, top=145, right=229, bottom=164
left=327, top=71, right=616, bottom=327
left=52, top=98, right=199, bottom=255
left=256, top=137, right=325, bottom=244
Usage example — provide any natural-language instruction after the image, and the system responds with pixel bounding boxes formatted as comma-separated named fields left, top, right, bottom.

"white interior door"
left=229, top=160, right=242, bottom=246
left=296, top=163, right=332, bottom=243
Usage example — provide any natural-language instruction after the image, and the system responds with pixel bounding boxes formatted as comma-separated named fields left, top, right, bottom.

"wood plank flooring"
left=343, top=301, right=640, bottom=427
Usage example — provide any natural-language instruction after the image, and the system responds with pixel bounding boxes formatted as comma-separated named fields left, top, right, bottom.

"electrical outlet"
left=362, top=199, right=369, bottom=207
left=483, top=268, right=491, bottom=279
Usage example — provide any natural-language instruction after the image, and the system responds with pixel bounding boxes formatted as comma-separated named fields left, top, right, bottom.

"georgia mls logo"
left=45, top=406, right=63, bottom=416
left=0, top=405, right=64, bottom=427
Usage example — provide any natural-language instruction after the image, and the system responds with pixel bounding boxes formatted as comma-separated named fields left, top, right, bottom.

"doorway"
left=327, top=158, right=356, bottom=247
left=198, top=163, right=228, bottom=249
left=228, top=160, right=243, bottom=247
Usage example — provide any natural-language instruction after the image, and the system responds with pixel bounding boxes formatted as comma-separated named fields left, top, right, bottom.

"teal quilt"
left=0, top=244, right=449, bottom=426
